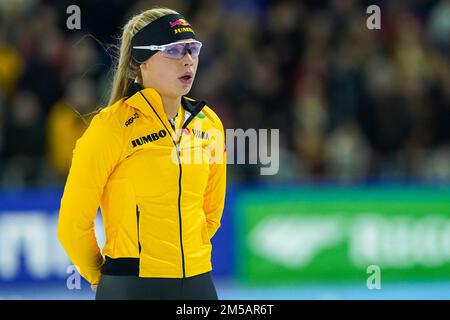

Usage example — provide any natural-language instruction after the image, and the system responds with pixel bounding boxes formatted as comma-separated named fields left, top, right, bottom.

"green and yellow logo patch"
left=196, top=112, right=205, bottom=119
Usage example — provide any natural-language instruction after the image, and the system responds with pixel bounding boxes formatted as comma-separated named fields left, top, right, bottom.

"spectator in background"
left=16, top=5, right=65, bottom=116
left=0, top=31, right=23, bottom=100
left=0, top=0, right=449, bottom=185
left=428, top=0, right=450, bottom=54
left=62, top=34, right=106, bottom=99
left=0, top=94, right=5, bottom=161
left=46, top=78, right=96, bottom=181
left=2, top=91, right=45, bottom=187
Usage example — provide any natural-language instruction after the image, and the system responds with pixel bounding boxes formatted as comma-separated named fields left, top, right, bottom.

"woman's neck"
left=161, top=95, right=181, bottom=119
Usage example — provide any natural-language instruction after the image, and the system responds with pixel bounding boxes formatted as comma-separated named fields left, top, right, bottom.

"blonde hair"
left=108, top=7, right=179, bottom=105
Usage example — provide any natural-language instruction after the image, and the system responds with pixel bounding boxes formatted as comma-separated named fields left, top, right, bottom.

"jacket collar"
left=124, top=85, right=206, bottom=119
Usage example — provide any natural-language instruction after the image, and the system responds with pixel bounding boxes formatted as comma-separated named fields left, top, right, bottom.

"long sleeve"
left=203, top=119, right=227, bottom=239
left=57, top=111, right=122, bottom=284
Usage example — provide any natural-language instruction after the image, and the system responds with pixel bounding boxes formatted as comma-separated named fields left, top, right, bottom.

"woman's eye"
left=166, top=48, right=180, bottom=55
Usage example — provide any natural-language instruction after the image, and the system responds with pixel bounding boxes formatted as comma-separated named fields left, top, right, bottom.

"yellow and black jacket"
left=58, top=87, right=226, bottom=284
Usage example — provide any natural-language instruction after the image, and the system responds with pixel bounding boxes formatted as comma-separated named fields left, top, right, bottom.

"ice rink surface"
left=1, top=279, right=450, bottom=300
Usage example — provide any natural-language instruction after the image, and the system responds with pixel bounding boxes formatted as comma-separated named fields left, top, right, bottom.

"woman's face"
left=140, top=39, right=199, bottom=98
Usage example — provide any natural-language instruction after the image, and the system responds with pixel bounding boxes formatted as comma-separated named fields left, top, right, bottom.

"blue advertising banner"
left=0, top=188, right=233, bottom=286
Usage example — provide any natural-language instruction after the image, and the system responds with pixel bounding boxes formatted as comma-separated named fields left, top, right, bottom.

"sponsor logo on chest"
left=131, top=130, right=167, bottom=148
left=192, top=128, right=209, bottom=140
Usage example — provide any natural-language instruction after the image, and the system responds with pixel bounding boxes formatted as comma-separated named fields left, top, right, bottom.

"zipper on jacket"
left=174, top=117, right=199, bottom=278
left=175, top=143, right=186, bottom=278
left=139, top=92, right=204, bottom=278
left=136, top=205, right=141, bottom=254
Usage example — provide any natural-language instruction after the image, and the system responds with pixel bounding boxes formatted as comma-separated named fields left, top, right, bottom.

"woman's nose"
left=182, top=51, right=194, bottom=65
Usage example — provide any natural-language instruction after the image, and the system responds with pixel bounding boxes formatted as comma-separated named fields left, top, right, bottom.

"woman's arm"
left=203, top=117, right=227, bottom=239
left=58, top=110, right=122, bottom=285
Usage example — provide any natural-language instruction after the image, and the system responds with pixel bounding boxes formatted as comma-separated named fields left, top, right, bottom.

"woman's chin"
left=179, top=86, right=192, bottom=96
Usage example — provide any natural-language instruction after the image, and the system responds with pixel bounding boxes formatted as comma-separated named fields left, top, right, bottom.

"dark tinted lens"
left=186, top=42, right=202, bottom=57
left=161, top=42, right=202, bottom=59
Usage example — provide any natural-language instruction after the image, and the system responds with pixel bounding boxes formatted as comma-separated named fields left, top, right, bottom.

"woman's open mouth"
left=179, top=74, right=193, bottom=84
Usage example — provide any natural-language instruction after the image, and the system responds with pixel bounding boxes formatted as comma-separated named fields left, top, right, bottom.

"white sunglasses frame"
left=132, top=40, right=203, bottom=56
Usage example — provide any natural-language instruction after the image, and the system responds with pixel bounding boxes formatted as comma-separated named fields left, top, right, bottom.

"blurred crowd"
left=0, top=0, right=449, bottom=187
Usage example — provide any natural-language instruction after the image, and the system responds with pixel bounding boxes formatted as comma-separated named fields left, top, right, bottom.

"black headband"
left=131, top=13, right=196, bottom=63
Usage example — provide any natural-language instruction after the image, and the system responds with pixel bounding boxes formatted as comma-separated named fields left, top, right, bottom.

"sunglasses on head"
left=133, top=40, right=203, bottom=60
